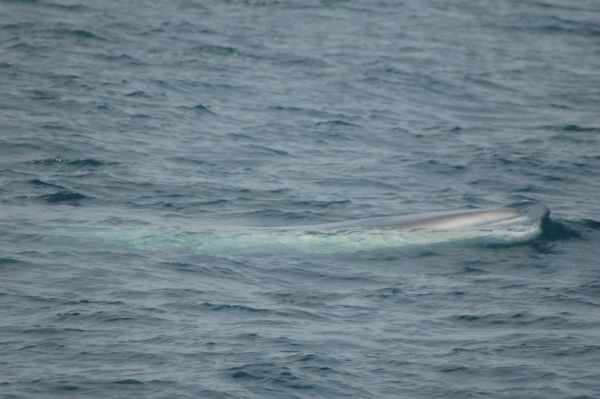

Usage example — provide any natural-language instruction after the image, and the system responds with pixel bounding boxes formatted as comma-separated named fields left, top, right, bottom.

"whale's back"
left=296, top=202, right=549, bottom=232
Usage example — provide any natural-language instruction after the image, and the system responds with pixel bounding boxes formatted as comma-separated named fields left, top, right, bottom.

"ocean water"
left=1, top=0, right=600, bottom=397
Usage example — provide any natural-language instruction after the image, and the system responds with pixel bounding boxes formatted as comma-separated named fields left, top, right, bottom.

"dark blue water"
left=2, top=0, right=600, bottom=397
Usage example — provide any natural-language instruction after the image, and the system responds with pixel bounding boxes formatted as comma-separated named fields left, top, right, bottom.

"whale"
left=289, top=201, right=549, bottom=232
left=25, top=201, right=550, bottom=255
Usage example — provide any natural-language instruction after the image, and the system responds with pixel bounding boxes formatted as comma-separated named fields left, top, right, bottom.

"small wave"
left=191, top=103, right=216, bottom=114
left=268, top=105, right=332, bottom=119
left=189, top=43, right=238, bottom=56
left=245, top=144, right=291, bottom=157
left=26, top=89, right=58, bottom=100
left=227, top=363, right=315, bottom=390
left=4, top=0, right=88, bottom=11
left=49, top=28, right=108, bottom=42
left=176, top=103, right=216, bottom=115
left=0, top=0, right=39, bottom=4
left=453, top=312, right=571, bottom=328
left=241, top=0, right=282, bottom=6
left=288, top=199, right=351, bottom=208
left=540, top=218, right=582, bottom=241
left=125, top=90, right=151, bottom=98
left=29, top=179, right=65, bottom=189
left=0, top=257, right=23, bottom=265
left=556, top=124, right=600, bottom=133
left=0, top=22, right=35, bottom=32
left=94, top=53, right=143, bottom=65
left=45, top=2, right=88, bottom=11
left=40, top=190, right=87, bottom=204
left=31, top=158, right=105, bottom=167
left=61, top=299, right=125, bottom=306
left=541, top=124, right=600, bottom=133
left=315, top=120, right=362, bottom=128
left=66, top=159, right=104, bottom=167
left=579, top=219, right=600, bottom=231
left=199, top=302, right=272, bottom=313
left=112, top=379, right=143, bottom=385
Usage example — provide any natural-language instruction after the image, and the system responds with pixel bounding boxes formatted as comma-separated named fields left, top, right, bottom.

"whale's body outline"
left=117, top=202, right=551, bottom=253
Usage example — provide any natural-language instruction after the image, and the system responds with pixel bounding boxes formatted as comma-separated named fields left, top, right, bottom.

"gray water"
left=2, top=0, right=600, bottom=398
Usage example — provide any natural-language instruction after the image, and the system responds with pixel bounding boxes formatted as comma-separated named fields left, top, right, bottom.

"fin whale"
left=292, top=201, right=549, bottom=232
left=24, top=202, right=550, bottom=254
left=116, top=202, right=550, bottom=254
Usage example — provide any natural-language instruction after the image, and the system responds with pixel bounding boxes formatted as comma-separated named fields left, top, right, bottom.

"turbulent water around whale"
left=2, top=0, right=600, bottom=398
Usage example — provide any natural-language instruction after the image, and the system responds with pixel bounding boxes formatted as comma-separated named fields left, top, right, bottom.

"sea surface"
left=1, top=0, right=600, bottom=398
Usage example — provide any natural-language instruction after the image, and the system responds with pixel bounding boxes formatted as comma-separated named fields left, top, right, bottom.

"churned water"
left=1, top=0, right=600, bottom=398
